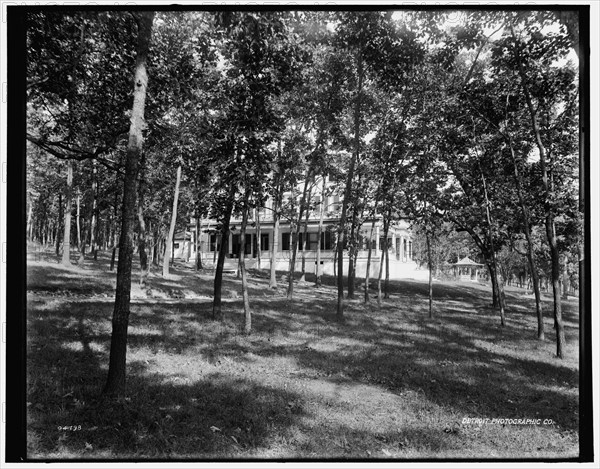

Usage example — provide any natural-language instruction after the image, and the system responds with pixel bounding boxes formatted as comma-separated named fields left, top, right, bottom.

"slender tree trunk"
left=315, top=177, right=326, bottom=288
left=79, top=219, right=86, bottom=265
left=213, top=200, right=233, bottom=320
left=76, top=192, right=82, bottom=250
left=337, top=47, right=363, bottom=320
left=195, top=214, right=202, bottom=270
left=110, top=191, right=119, bottom=271
left=480, top=165, right=505, bottom=326
left=27, top=203, right=33, bottom=241
left=562, top=255, right=569, bottom=299
left=240, top=194, right=252, bottom=334
left=91, top=160, right=98, bottom=261
left=183, top=226, right=189, bottom=263
left=104, top=11, right=153, bottom=396
left=509, top=140, right=544, bottom=340
left=270, top=208, right=280, bottom=289
left=347, top=204, right=359, bottom=299
left=137, top=162, right=149, bottom=288
left=163, top=164, right=182, bottom=277
left=513, top=26, right=564, bottom=356
left=256, top=208, right=262, bottom=269
left=384, top=236, right=390, bottom=299
left=299, top=193, right=311, bottom=282
left=426, top=229, right=433, bottom=318
left=61, top=162, right=73, bottom=266
left=56, top=193, right=63, bottom=257
left=333, top=233, right=338, bottom=278
left=288, top=173, right=311, bottom=299
left=364, top=219, right=376, bottom=303
left=377, top=212, right=390, bottom=306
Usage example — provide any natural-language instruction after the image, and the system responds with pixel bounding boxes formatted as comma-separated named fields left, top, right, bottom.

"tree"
left=104, top=11, right=154, bottom=396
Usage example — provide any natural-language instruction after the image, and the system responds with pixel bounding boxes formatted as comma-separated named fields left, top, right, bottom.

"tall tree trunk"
left=240, top=192, right=252, bottom=334
left=562, top=255, right=569, bottom=299
left=104, top=11, right=153, bottom=396
left=76, top=192, right=82, bottom=250
left=480, top=164, right=505, bottom=326
left=27, top=203, right=33, bottom=241
left=315, top=177, right=326, bottom=288
left=56, top=193, right=63, bottom=257
left=347, top=203, right=359, bottom=299
left=509, top=139, right=544, bottom=340
left=213, top=199, right=233, bottom=320
left=426, top=229, right=433, bottom=318
left=299, top=190, right=311, bottom=282
left=513, top=24, right=565, bottom=357
left=256, top=208, right=262, bottom=269
left=137, top=161, right=149, bottom=288
left=377, top=211, right=390, bottom=306
left=91, top=160, right=98, bottom=261
left=61, top=162, right=73, bottom=266
left=270, top=207, right=280, bottom=289
left=183, top=226, right=189, bottom=263
left=364, top=219, right=376, bottom=303
left=195, top=214, right=202, bottom=270
left=162, top=165, right=182, bottom=277
left=384, top=235, right=390, bottom=299
left=110, top=191, right=118, bottom=271
left=337, top=47, right=363, bottom=320
left=288, top=173, right=311, bottom=299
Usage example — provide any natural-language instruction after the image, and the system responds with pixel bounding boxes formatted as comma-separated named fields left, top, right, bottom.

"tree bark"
left=110, top=190, right=118, bottom=271
left=479, top=163, right=505, bottom=326
left=337, top=47, right=363, bottom=320
left=195, top=214, right=202, bottom=270
left=56, top=193, right=63, bottom=257
left=508, top=139, right=544, bottom=339
left=163, top=164, right=182, bottom=277
left=364, top=219, right=376, bottom=303
left=76, top=192, right=82, bottom=250
left=426, top=229, right=433, bottom=318
left=513, top=29, right=565, bottom=356
left=91, top=160, right=98, bottom=260
left=61, top=162, right=73, bottom=265
left=256, top=208, right=262, bottom=269
left=315, top=177, right=326, bottom=288
left=562, top=255, right=569, bottom=299
left=347, top=203, right=359, bottom=299
left=240, top=193, right=252, bottom=334
left=104, top=11, right=154, bottom=396
left=288, top=172, right=311, bottom=299
left=137, top=161, right=149, bottom=288
left=377, top=210, right=390, bottom=305
left=213, top=198, right=233, bottom=320
left=299, top=188, right=312, bottom=282
left=270, top=215, right=280, bottom=289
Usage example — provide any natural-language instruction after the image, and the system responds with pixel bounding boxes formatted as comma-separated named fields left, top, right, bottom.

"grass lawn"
left=26, top=245, right=580, bottom=460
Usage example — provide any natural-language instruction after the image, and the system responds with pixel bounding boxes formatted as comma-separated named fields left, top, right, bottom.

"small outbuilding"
left=452, top=256, right=483, bottom=282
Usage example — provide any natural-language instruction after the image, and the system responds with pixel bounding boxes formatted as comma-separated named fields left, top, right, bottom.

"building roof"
left=453, top=256, right=483, bottom=267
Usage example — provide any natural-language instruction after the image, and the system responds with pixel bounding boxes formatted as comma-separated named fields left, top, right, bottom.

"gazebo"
left=452, top=256, right=483, bottom=282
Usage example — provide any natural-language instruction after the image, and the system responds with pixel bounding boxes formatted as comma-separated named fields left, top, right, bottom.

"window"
left=299, top=232, right=319, bottom=250
left=330, top=195, right=340, bottom=212
left=261, top=233, right=269, bottom=251
left=320, top=231, right=332, bottom=250
left=245, top=234, right=251, bottom=255
left=173, top=243, right=180, bottom=249
left=210, top=234, right=221, bottom=252
left=232, top=234, right=240, bottom=257
left=282, top=232, right=290, bottom=251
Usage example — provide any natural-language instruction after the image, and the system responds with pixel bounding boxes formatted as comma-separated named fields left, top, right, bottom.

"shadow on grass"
left=27, top=334, right=306, bottom=459
left=26, top=246, right=580, bottom=459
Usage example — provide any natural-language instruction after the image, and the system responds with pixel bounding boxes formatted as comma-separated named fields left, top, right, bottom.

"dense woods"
left=25, top=8, right=581, bottom=398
